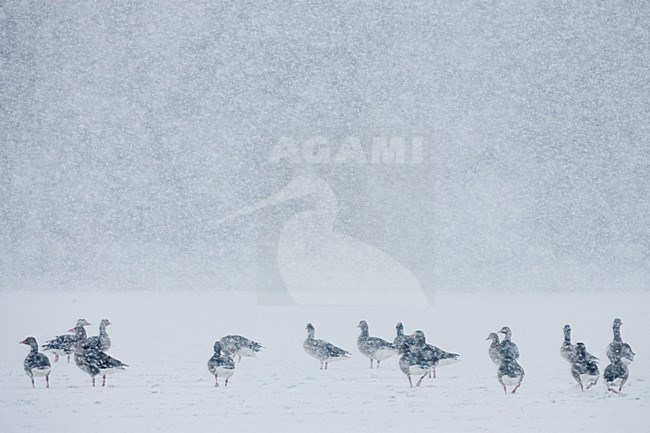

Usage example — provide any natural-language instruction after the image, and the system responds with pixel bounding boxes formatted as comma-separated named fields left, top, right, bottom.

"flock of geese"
left=206, top=320, right=461, bottom=388
left=484, top=319, right=635, bottom=394
left=302, top=321, right=460, bottom=387
left=561, top=319, right=635, bottom=394
left=486, top=327, right=524, bottom=393
left=20, top=319, right=127, bottom=388
left=20, top=318, right=634, bottom=394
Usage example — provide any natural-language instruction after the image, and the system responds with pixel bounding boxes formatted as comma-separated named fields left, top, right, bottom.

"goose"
left=42, top=318, right=91, bottom=362
left=208, top=341, right=235, bottom=387
left=20, top=337, right=51, bottom=388
left=427, top=343, right=460, bottom=378
left=603, top=360, right=629, bottom=394
left=498, top=326, right=520, bottom=361
left=560, top=324, right=576, bottom=363
left=86, top=319, right=112, bottom=352
left=486, top=333, right=502, bottom=366
left=219, top=335, right=263, bottom=362
left=606, top=319, right=634, bottom=365
left=561, top=324, right=598, bottom=364
left=303, top=323, right=351, bottom=369
left=357, top=320, right=397, bottom=368
left=409, top=331, right=442, bottom=374
left=497, top=359, right=525, bottom=394
left=71, top=324, right=128, bottom=387
left=398, top=338, right=430, bottom=387
left=394, top=322, right=413, bottom=349
left=571, top=342, right=600, bottom=391
left=410, top=330, right=460, bottom=379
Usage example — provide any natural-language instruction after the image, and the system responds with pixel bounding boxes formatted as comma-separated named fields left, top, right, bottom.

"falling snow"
left=1, top=1, right=648, bottom=432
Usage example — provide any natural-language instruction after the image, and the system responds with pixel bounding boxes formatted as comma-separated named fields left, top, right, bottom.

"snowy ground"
left=1, top=289, right=648, bottom=433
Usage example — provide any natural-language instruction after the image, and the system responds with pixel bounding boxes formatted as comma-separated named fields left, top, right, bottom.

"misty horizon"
left=1, top=1, right=647, bottom=296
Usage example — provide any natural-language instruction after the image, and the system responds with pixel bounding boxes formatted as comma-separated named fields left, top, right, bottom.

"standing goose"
left=571, top=342, right=600, bottom=391
left=398, top=338, right=430, bottom=387
left=427, top=342, right=460, bottom=379
left=303, top=323, right=351, bottom=370
left=208, top=341, right=235, bottom=387
left=497, top=359, right=525, bottom=394
left=603, top=359, right=629, bottom=394
left=560, top=324, right=576, bottom=363
left=606, top=319, right=634, bottom=365
left=42, top=318, right=91, bottom=362
left=486, top=333, right=502, bottom=366
left=71, top=324, right=128, bottom=387
left=86, top=319, right=112, bottom=352
left=394, top=322, right=413, bottom=349
left=20, top=337, right=51, bottom=388
left=408, top=330, right=442, bottom=381
left=498, top=326, right=520, bottom=361
left=219, top=335, right=263, bottom=362
left=357, top=320, right=397, bottom=369
left=561, top=324, right=598, bottom=364
left=409, top=330, right=460, bottom=378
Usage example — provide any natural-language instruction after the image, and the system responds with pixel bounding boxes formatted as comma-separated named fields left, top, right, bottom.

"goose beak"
left=19, top=339, right=27, bottom=344
left=68, top=328, right=75, bottom=332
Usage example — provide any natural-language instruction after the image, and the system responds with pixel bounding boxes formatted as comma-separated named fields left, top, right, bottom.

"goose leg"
left=325, top=362, right=328, bottom=370
left=225, top=378, right=229, bottom=387
left=370, top=359, right=374, bottom=369
left=46, top=375, right=50, bottom=389
left=416, top=373, right=427, bottom=387
left=320, top=362, right=324, bottom=370
left=214, top=375, right=219, bottom=387
left=376, top=360, right=380, bottom=368
left=408, top=376, right=413, bottom=388
left=512, top=383, right=521, bottom=394
left=102, top=375, right=107, bottom=387
left=498, top=376, right=506, bottom=393
left=54, top=354, right=59, bottom=362
left=31, top=377, right=35, bottom=388
left=92, top=377, right=96, bottom=387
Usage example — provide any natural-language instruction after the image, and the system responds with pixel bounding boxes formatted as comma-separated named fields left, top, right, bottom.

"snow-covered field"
left=1, top=289, right=648, bottom=433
